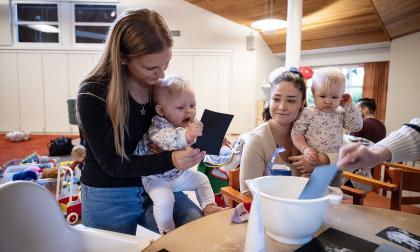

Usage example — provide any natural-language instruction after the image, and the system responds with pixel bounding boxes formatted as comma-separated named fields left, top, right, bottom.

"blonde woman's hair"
left=153, top=75, right=192, bottom=106
left=81, top=9, right=173, bottom=159
left=311, top=68, right=346, bottom=94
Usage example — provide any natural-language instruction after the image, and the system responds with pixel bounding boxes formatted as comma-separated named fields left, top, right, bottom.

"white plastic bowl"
left=247, top=176, right=342, bottom=244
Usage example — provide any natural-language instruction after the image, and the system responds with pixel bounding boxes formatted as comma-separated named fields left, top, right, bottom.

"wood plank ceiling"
left=185, top=0, right=420, bottom=54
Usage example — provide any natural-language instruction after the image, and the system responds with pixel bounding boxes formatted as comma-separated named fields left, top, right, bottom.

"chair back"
left=228, top=167, right=241, bottom=190
left=0, top=181, right=79, bottom=252
left=0, top=181, right=144, bottom=252
left=383, top=163, right=420, bottom=210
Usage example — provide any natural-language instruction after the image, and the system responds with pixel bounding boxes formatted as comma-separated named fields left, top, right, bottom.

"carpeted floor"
left=0, top=134, right=78, bottom=165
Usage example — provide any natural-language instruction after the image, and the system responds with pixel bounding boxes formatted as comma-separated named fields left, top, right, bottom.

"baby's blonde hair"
left=71, top=145, right=86, bottom=159
left=153, top=75, right=193, bottom=105
left=311, top=68, right=346, bottom=94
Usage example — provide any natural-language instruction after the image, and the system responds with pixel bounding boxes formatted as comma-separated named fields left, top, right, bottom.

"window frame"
left=12, top=1, right=62, bottom=46
left=71, top=2, right=117, bottom=48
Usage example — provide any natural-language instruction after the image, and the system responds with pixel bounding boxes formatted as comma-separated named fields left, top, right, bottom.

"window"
left=14, top=3, right=59, bottom=43
left=74, top=4, right=117, bottom=44
left=305, top=66, right=364, bottom=106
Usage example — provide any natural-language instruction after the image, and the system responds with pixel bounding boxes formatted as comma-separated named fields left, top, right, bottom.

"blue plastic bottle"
left=267, top=147, right=292, bottom=176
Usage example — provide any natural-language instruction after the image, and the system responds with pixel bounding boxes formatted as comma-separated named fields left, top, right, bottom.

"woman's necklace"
left=139, top=103, right=147, bottom=116
left=129, top=86, right=151, bottom=116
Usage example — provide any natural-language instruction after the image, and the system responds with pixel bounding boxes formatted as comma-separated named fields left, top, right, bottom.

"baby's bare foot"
left=203, top=204, right=225, bottom=216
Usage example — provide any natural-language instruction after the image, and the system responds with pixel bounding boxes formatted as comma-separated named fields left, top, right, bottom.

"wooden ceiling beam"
left=369, top=0, right=391, bottom=41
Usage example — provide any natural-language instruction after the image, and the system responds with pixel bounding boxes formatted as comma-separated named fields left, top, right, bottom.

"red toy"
left=56, top=165, right=82, bottom=225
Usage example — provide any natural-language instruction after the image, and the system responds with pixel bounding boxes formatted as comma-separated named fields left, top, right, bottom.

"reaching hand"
left=148, top=142, right=163, bottom=154
left=223, top=137, right=232, bottom=148
left=185, top=120, right=203, bottom=144
left=172, top=147, right=206, bottom=170
left=341, top=93, right=352, bottom=106
left=303, top=147, right=319, bottom=164
left=337, top=143, right=391, bottom=171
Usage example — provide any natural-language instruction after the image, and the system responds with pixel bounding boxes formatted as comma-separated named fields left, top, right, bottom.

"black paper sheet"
left=296, top=228, right=378, bottom=252
left=193, top=109, right=233, bottom=155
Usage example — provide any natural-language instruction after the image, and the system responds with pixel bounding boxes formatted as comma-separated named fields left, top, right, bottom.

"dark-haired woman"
left=239, top=70, right=337, bottom=192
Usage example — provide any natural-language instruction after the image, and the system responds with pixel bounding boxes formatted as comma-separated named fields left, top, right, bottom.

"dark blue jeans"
left=81, top=184, right=203, bottom=235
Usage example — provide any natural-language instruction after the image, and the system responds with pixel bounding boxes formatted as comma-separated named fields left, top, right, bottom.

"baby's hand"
left=303, top=147, right=319, bottom=164
left=341, top=93, right=352, bottom=106
left=186, top=120, right=203, bottom=144
left=149, top=142, right=163, bottom=154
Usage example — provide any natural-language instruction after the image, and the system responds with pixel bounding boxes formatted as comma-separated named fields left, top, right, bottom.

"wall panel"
left=192, top=55, right=219, bottom=118
left=166, top=55, right=193, bottom=80
left=68, top=54, right=94, bottom=98
left=68, top=54, right=95, bottom=133
left=0, top=50, right=233, bottom=133
left=217, top=56, right=230, bottom=114
left=43, top=53, right=70, bottom=132
left=0, top=53, right=19, bottom=131
left=17, top=53, right=45, bottom=132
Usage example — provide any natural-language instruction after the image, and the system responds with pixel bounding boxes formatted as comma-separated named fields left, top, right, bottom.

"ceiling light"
left=251, top=0, right=286, bottom=33
left=251, top=18, right=287, bottom=33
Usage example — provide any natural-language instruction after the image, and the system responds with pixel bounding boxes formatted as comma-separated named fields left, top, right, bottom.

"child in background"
left=70, top=145, right=86, bottom=170
left=291, top=68, right=363, bottom=186
left=134, top=75, right=223, bottom=234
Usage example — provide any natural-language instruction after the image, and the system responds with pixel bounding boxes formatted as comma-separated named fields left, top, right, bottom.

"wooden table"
left=142, top=204, right=420, bottom=252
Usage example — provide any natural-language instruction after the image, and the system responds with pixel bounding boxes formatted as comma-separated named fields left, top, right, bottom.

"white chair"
left=0, top=181, right=151, bottom=252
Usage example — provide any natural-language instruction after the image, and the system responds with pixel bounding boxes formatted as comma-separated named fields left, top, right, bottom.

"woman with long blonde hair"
left=77, top=8, right=206, bottom=235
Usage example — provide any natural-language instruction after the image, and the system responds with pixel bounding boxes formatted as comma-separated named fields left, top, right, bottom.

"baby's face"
left=159, top=90, right=197, bottom=128
left=72, top=153, right=85, bottom=162
left=313, top=85, right=343, bottom=112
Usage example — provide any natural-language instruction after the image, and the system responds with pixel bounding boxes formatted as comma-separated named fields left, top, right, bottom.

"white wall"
left=386, top=32, right=420, bottom=132
left=0, top=0, right=280, bottom=134
left=299, top=43, right=390, bottom=66
left=126, top=0, right=280, bottom=133
left=255, top=35, right=282, bottom=102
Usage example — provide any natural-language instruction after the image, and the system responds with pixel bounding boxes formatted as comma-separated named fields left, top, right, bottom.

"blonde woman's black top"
left=77, top=81, right=174, bottom=187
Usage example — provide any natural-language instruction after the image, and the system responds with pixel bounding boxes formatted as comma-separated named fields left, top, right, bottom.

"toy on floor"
left=38, top=155, right=51, bottom=163
left=12, top=170, right=38, bottom=181
left=41, top=167, right=59, bottom=179
left=5, top=130, right=30, bottom=142
left=1, top=159, right=21, bottom=177
left=1, top=152, right=59, bottom=182
left=56, top=165, right=82, bottom=225
left=20, top=152, right=39, bottom=164
left=3, top=164, right=42, bottom=182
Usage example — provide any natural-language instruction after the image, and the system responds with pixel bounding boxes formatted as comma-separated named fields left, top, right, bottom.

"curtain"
left=362, top=61, right=389, bottom=121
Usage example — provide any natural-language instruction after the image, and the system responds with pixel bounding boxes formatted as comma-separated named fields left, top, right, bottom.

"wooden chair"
left=343, top=162, right=420, bottom=214
left=220, top=167, right=367, bottom=207
left=220, top=167, right=251, bottom=207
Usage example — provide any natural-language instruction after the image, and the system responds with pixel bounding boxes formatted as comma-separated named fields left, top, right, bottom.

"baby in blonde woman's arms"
left=291, top=68, right=363, bottom=185
left=134, top=75, right=223, bottom=234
